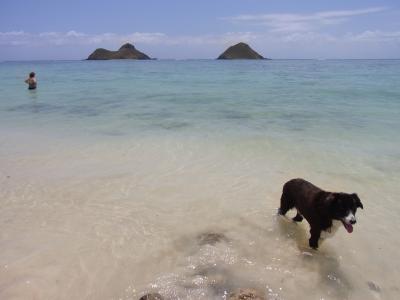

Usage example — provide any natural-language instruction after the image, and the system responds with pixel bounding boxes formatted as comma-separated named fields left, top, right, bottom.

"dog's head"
left=328, top=193, right=364, bottom=233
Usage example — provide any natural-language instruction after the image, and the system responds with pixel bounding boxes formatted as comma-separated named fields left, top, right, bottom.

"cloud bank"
left=1, top=7, right=399, bottom=59
left=0, top=30, right=258, bottom=47
left=1, top=28, right=399, bottom=49
left=222, top=7, right=387, bottom=32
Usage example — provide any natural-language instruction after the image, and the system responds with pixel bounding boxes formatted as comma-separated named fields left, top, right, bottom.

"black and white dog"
left=278, top=178, right=364, bottom=249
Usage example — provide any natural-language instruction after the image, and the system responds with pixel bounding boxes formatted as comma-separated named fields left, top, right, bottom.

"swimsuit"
left=28, top=80, right=37, bottom=90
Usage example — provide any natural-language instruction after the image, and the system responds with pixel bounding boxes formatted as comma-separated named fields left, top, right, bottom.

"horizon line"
left=2, top=58, right=400, bottom=63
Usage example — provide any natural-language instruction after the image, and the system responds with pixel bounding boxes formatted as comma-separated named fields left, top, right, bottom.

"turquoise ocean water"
left=1, top=60, right=399, bottom=142
left=1, top=60, right=400, bottom=299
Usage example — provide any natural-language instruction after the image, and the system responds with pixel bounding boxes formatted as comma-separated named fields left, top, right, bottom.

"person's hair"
left=29, top=72, right=35, bottom=78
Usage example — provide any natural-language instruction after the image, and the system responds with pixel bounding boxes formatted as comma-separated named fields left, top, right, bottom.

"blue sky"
left=1, top=0, right=399, bottom=59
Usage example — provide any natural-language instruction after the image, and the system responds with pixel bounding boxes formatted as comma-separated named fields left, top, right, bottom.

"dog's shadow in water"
left=276, top=215, right=353, bottom=299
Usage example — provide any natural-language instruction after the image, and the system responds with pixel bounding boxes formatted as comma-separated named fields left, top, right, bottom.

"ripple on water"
left=6, top=103, right=63, bottom=114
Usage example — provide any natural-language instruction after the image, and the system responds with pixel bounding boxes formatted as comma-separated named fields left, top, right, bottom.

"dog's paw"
left=309, top=240, right=319, bottom=250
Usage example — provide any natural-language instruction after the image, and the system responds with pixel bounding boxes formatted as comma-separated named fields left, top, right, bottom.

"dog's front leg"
left=309, top=227, right=321, bottom=249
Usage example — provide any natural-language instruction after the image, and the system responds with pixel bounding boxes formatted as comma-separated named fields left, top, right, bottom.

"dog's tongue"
left=343, top=222, right=353, bottom=233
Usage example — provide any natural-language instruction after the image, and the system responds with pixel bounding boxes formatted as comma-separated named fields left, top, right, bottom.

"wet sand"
left=1, top=129, right=399, bottom=299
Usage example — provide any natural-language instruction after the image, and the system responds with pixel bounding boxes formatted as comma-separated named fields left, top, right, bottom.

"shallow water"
left=0, top=60, right=400, bottom=299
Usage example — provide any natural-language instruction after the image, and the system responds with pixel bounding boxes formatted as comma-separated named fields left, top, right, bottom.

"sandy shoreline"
left=1, top=129, right=399, bottom=299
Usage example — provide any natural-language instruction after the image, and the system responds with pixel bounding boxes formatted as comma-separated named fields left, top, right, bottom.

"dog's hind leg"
left=309, top=227, right=321, bottom=249
left=278, top=193, right=294, bottom=216
left=292, top=212, right=303, bottom=222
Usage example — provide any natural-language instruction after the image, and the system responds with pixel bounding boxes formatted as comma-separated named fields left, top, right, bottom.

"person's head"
left=29, top=72, right=35, bottom=78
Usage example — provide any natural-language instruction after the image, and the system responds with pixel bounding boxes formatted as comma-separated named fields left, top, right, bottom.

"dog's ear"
left=352, top=193, right=364, bottom=209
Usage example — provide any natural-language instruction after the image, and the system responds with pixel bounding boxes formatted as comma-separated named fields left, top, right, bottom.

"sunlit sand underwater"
left=1, top=60, right=400, bottom=299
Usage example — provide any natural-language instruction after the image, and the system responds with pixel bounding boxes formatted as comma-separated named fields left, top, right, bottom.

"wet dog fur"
left=278, top=178, right=364, bottom=249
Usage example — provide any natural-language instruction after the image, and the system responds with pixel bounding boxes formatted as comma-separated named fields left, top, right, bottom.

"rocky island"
left=87, top=43, right=151, bottom=60
left=217, top=42, right=265, bottom=60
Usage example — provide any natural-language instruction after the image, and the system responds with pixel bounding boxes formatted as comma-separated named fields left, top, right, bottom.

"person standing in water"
left=25, top=72, right=37, bottom=90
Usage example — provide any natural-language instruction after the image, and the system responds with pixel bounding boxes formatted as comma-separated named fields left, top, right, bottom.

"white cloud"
left=344, top=30, right=400, bottom=42
left=66, top=30, right=86, bottom=37
left=280, top=32, right=337, bottom=43
left=0, top=30, right=167, bottom=46
left=1, top=28, right=399, bottom=59
left=223, top=7, right=387, bottom=32
left=1, top=28, right=399, bottom=48
left=0, top=30, right=257, bottom=47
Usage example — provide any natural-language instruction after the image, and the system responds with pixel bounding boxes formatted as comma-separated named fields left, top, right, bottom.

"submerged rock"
left=367, top=281, right=381, bottom=293
left=197, top=232, right=229, bottom=246
left=138, top=293, right=163, bottom=300
left=217, top=43, right=265, bottom=60
left=87, top=43, right=151, bottom=60
left=193, top=265, right=232, bottom=295
left=229, top=288, right=266, bottom=300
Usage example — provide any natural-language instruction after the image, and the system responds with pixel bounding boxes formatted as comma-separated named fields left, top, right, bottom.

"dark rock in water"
left=87, top=43, right=151, bottom=60
left=193, top=265, right=232, bottom=295
left=367, top=281, right=381, bottom=293
left=138, top=293, right=163, bottom=300
left=217, top=42, right=265, bottom=60
left=229, top=288, right=266, bottom=300
left=197, top=232, right=229, bottom=246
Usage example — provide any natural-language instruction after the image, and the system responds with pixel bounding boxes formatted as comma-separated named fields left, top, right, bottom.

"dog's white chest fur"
left=321, top=220, right=342, bottom=239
